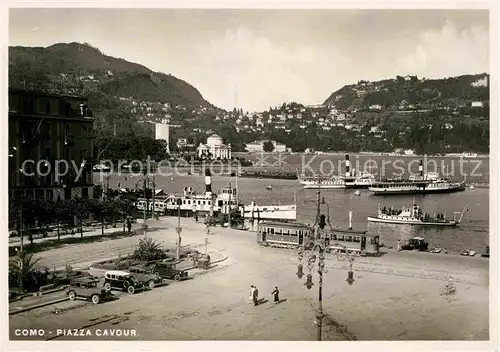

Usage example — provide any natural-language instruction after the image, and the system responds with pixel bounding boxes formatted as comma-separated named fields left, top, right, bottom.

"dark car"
left=154, top=262, right=188, bottom=281
left=103, top=270, right=144, bottom=294
left=128, top=265, right=163, bottom=288
left=66, top=276, right=113, bottom=304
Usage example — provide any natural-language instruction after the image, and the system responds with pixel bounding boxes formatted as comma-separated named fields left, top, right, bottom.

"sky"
left=9, top=8, right=489, bottom=111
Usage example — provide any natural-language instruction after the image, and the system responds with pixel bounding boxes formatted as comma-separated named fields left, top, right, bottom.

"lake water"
left=96, top=155, right=490, bottom=255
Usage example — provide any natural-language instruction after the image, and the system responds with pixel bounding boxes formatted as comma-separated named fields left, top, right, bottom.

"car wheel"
left=104, top=282, right=112, bottom=292
left=174, top=274, right=181, bottom=281
left=68, top=290, right=76, bottom=300
left=127, top=285, right=135, bottom=294
left=91, top=294, right=100, bottom=304
left=123, top=280, right=130, bottom=289
left=148, top=280, right=155, bottom=289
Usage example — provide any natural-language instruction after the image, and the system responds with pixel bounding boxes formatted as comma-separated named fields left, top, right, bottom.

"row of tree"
left=9, top=197, right=136, bottom=245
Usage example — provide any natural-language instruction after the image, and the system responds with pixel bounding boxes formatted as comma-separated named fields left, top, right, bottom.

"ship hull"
left=303, top=184, right=346, bottom=189
left=367, top=216, right=457, bottom=226
left=369, top=184, right=466, bottom=195
left=345, top=182, right=373, bottom=189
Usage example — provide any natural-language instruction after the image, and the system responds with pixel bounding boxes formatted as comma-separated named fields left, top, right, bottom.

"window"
left=345, top=235, right=352, bottom=242
left=353, top=236, right=360, bottom=243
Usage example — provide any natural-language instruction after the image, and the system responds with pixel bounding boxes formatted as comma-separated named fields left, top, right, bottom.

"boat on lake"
left=368, top=161, right=466, bottom=195
left=367, top=203, right=467, bottom=226
left=299, top=175, right=346, bottom=189
left=298, top=154, right=376, bottom=189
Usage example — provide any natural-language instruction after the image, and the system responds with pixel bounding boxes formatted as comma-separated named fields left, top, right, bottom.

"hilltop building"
left=197, top=134, right=231, bottom=159
left=8, top=88, right=94, bottom=201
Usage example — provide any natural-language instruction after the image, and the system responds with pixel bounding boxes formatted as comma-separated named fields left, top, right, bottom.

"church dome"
left=207, top=134, right=223, bottom=147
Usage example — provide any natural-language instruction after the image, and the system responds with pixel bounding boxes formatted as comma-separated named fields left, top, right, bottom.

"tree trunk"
left=101, top=216, right=104, bottom=236
left=80, top=219, right=83, bottom=239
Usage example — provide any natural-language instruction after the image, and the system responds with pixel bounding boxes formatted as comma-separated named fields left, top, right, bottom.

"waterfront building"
left=245, top=140, right=287, bottom=153
left=197, top=134, right=231, bottom=159
left=8, top=88, right=95, bottom=201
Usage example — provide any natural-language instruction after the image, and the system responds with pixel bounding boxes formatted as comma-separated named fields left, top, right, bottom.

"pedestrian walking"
left=127, top=220, right=132, bottom=233
left=249, top=285, right=259, bottom=306
left=271, top=286, right=280, bottom=303
left=396, top=239, right=401, bottom=252
left=249, top=285, right=255, bottom=304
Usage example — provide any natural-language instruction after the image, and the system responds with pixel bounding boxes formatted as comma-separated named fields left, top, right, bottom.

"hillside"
left=323, top=74, right=489, bottom=112
left=9, top=42, right=212, bottom=109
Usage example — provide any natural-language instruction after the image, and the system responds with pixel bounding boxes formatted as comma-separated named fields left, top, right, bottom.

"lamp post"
left=176, top=198, right=182, bottom=260
left=297, top=187, right=359, bottom=341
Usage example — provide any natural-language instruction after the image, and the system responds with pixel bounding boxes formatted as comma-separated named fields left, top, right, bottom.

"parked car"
left=66, top=276, right=113, bottom=304
left=128, top=265, right=163, bottom=288
left=103, top=270, right=144, bottom=294
left=401, top=237, right=429, bottom=251
left=154, top=262, right=188, bottom=281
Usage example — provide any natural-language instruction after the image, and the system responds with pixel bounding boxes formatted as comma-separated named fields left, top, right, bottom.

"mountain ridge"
left=9, top=42, right=212, bottom=109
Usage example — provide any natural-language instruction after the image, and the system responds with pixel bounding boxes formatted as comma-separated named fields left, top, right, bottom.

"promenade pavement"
left=9, top=216, right=490, bottom=341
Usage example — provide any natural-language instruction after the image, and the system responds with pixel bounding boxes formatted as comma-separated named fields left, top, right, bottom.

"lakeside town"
left=6, top=8, right=492, bottom=346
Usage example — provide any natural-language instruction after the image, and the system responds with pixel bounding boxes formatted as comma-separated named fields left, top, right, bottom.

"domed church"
left=197, top=134, right=232, bottom=159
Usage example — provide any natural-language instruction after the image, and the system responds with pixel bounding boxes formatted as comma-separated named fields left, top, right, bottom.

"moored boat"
left=367, top=203, right=467, bottom=226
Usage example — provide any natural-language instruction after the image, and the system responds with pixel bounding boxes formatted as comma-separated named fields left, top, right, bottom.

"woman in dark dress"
left=272, top=286, right=280, bottom=303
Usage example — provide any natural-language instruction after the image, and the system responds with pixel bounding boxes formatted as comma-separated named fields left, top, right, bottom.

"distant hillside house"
left=245, top=140, right=287, bottom=153
left=471, top=101, right=484, bottom=108
left=369, top=104, right=382, bottom=111
left=471, top=76, right=488, bottom=87
left=197, top=134, right=231, bottom=159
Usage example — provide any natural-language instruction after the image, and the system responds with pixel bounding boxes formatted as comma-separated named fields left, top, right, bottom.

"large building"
left=8, top=88, right=95, bottom=201
left=154, top=117, right=170, bottom=153
left=245, top=140, right=287, bottom=153
left=197, top=134, right=231, bottom=159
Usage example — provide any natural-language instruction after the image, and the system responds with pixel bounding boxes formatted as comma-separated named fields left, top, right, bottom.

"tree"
left=262, top=140, right=275, bottom=152
left=114, top=198, right=135, bottom=232
left=71, top=198, right=92, bottom=238
left=89, top=199, right=115, bottom=236
left=132, top=236, right=165, bottom=261
left=9, top=250, right=41, bottom=293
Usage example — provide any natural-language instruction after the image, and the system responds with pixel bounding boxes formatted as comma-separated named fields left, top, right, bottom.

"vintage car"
left=128, top=265, right=163, bottom=288
left=154, top=262, right=188, bottom=281
left=103, top=270, right=144, bottom=294
left=66, top=276, right=113, bottom=304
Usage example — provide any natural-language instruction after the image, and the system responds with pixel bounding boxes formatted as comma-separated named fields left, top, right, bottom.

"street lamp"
left=296, top=187, right=359, bottom=341
left=176, top=198, right=182, bottom=260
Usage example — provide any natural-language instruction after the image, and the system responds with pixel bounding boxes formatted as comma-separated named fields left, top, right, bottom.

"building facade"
left=245, top=140, right=287, bottom=153
left=197, top=134, right=231, bottom=159
left=8, top=88, right=95, bottom=201
left=154, top=117, right=170, bottom=153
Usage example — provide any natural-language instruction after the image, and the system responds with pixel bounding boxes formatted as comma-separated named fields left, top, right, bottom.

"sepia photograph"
left=3, top=3, right=498, bottom=348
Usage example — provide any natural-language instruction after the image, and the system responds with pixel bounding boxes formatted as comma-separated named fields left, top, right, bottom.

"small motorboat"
left=469, top=185, right=475, bottom=190
left=265, top=185, right=272, bottom=190
left=354, top=190, right=361, bottom=196
left=460, top=250, right=476, bottom=257
left=430, top=248, right=443, bottom=253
